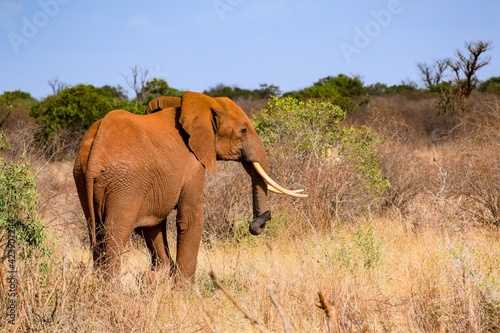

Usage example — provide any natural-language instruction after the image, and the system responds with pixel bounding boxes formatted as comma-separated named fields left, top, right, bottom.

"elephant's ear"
left=179, top=91, right=219, bottom=173
left=144, top=96, right=182, bottom=114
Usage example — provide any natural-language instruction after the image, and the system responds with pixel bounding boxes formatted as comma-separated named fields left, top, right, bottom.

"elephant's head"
left=179, top=91, right=306, bottom=235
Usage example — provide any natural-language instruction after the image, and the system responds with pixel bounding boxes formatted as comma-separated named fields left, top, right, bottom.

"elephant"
left=144, top=96, right=181, bottom=114
left=73, top=91, right=306, bottom=281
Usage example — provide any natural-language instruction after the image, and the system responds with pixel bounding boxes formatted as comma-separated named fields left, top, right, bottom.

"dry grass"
left=2, top=94, right=500, bottom=332
left=2, top=206, right=499, bottom=332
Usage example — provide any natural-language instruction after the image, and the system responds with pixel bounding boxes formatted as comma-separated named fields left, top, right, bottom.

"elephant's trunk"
left=250, top=210, right=271, bottom=236
left=243, top=161, right=271, bottom=235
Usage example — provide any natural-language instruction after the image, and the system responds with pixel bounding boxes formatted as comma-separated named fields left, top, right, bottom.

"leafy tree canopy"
left=253, top=96, right=346, bottom=155
left=204, top=83, right=281, bottom=100
left=284, top=74, right=368, bottom=113
left=365, top=82, right=421, bottom=96
left=100, top=84, right=129, bottom=101
left=143, top=78, right=183, bottom=103
left=285, top=74, right=364, bottom=99
left=478, top=76, right=500, bottom=95
left=0, top=90, right=36, bottom=110
left=30, top=84, right=143, bottom=140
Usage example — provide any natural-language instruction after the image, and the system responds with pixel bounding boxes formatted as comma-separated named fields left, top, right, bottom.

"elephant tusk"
left=252, top=162, right=309, bottom=198
left=267, top=185, right=282, bottom=194
left=267, top=185, right=304, bottom=194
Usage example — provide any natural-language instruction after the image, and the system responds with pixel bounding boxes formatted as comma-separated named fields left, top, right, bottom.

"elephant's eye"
left=240, top=127, right=248, bottom=136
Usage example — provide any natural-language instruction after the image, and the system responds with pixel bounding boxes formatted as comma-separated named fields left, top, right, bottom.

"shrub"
left=341, top=127, right=390, bottom=195
left=0, top=90, right=35, bottom=110
left=253, top=96, right=346, bottom=157
left=204, top=83, right=280, bottom=100
left=0, top=90, right=36, bottom=131
left=254, top=96, right=389, bottom=195
left=143, top=78, right=183, bottom=103
left=284, top=74, right=368, bottom=113
left=478, top=76, right=500, bottom=95
left=29, top=84, right=143, bottom=141
left=0, top=156, right=46, bottom=257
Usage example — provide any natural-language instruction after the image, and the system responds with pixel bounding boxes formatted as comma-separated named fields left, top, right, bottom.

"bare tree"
left=122, top=66, right=150, bottom=102
left=446, top=40, right=492, bottom=97
left=48, top=77, right=69, bottom=95
left=417, top=59, right=447, bottom=89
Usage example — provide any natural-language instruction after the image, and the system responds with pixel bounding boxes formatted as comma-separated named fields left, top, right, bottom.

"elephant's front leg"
left=175, top=172, right=206, bottom=281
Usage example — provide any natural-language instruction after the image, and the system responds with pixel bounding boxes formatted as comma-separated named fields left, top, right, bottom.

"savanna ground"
left=2, top=93, right=500, bottom=332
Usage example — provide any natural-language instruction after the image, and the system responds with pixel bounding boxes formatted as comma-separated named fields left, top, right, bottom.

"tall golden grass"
left=1, top=94, right=500, bottom=332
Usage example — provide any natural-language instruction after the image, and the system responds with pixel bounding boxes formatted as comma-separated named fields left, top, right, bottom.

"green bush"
left=284, top=74, right=368, bottom=113
left=204, top=83, right=280, bottom=100
left=0, top=90, right=36, bottom=130
left=0, top=154, right=46, bottom=257
left=143, top=78, right=183, bottom=103
left=478, top=76, right=500, bottom=95
left=341, top=127, right=391, bottom=194
left=366, top=82, right=426, bottom=99
left=0, top=90, right=36, bottom=110
left=254, top=96, right=346, bottom=157
left=254, top=96, right=389, bottom=195
left=30, top=84, right=143, bottom=140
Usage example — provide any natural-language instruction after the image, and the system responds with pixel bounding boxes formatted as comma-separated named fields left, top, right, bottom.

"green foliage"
left=341, top=127, right=391, bottom=194
left=143, top=78, right=183, bottom=103
left=255, top=96, right=389, bottom=195
left=254, top=96, right=346, bottom=157
left=284, top=74, right=368, bottom=113
left=0, top=131, right=9, bottom=151
left=0, top=90, right=36, bottom=127
left=100, top=84, right=129, bottom=101
left=365, top=82, right=389, bottom=95
left=204, top=83, right=281, bottom=100
left=0, top=152, right=46, bottom=257
left=355, top=223, right=381, bottom=269
left=332, top=223, right=381, bottom=271
left=30, top=84, right=143, bottom=140
left=366, top=81, right=421, bottom=96
left=0, top=90, right=35, bottom=110
left=478, top=76, right=500, bottom=95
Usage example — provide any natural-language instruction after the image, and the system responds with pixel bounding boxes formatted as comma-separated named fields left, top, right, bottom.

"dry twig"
left=316, top=291, right=339, bottom=333
left=194, top=288, right=220, bottom=333
left=267, top=282, right=294, bottom=333
left=209, top=271, right=266, bottom=333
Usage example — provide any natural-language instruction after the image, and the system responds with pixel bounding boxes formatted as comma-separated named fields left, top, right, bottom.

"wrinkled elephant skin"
left=73, top=91, right=273, bottom=281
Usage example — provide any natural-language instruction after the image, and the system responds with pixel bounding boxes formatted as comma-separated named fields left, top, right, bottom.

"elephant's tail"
left=84, top=120, right=103, bottom=249
left=86, top=172, right=97, bottom=248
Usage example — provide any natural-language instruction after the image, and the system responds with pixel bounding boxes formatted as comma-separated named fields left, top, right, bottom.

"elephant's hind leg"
left=101, top=206, right=138, bottom=279
left=101, top=226, right=132, bottom=279
left=136, top=219, right=174, bottom=272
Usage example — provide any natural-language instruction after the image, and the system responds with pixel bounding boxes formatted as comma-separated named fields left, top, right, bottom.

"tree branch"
left=209, top=271, right=266, bottom=333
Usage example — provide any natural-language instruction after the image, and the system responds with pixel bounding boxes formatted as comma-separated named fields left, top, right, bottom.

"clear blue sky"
left=1, top=0, right=499, bottom=99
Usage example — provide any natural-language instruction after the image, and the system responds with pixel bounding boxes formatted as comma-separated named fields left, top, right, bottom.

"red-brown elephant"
left=73, top=91, right=306, bottom=281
